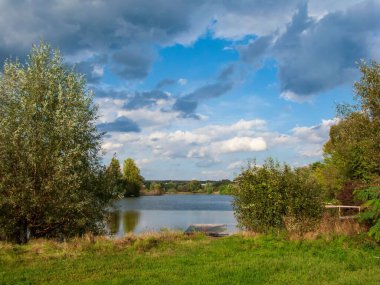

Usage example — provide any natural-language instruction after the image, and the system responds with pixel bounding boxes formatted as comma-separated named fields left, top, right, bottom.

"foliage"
left=187, top=180, right=201, bottom=192
left=323, top=60, right=380, bottom=240
left=0, top=42, right=113, bottom=243
left=142, top=180, right=233, bottom=194
left=310, top=160, right=344, bottom=201
left=149, top=182, right=164, bottom=195
left=324, top=61, right=380, bottom=181
left=219, top=184, right=234, bottom=195
left=122, top=158, right=143, bottom=197
left=204, top=183, right=214, bottom=194
left=233, top=159, right=323, bottom=233
left=355, top=183, right=380, bottom=241
left=324, top=112, right=376, bottom=181
left=106, top=155, right=124, bottom=198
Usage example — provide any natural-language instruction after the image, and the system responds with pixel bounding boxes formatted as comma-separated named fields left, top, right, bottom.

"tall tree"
left=323, top=60, right=380, bottom=240
left=122, top=158, right=143, bottom=196
left=324, top=61, right=380, bottom=181
left=0, top=42, right=113, bottom=243
left=106, top=155, right=124, bottom=198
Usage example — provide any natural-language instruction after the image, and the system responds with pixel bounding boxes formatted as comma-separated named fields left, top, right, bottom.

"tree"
left=323, top=60, right=380, bottom=240
left=106, top=155, right=124, bottom=198
left=149, top=182, right=163, bottom=195
left=122, top=158, right=143, bottom=197
left=324, top=61, right=380, bottom=181
left=187, top=180, right=201, bottom=193
left=0, top=42, right=114, bottom=243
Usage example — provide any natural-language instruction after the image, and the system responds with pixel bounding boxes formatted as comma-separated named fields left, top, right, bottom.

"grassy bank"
left=1, top=232, right=380, bottom=285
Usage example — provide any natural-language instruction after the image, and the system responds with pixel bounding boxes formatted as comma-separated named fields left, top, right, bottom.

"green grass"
left=1, top=232, right=380, bottom=285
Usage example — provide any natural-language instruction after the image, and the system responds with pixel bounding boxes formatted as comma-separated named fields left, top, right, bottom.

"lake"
left=108, top=194, right=238, bottom=237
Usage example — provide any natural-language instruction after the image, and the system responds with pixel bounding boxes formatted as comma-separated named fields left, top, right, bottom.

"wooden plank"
left=325, top=205, right=361, bottom=209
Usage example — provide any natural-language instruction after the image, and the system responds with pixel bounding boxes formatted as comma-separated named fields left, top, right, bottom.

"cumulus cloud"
left=173, top=64, right=238, bottom=117
left=97, top=116, right=141, bottom=133
left=123, top=90, right=171, bottom=110
left=188, top=137, right=267, bottom=158
left=0, top=1, right=373, bottom=103
left=265, top=118, right=340, bottom=158
left=227, top=160, right=245, bottom=170
left=240, top=1, right=380, bottom=99
left=0, top=0, right=205, bottom=79
left=101, top=116, right=340, bottom=179
left=291, top=118, right=339, bottom=144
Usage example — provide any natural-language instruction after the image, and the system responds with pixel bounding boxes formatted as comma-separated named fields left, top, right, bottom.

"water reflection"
left=108, top=210, right=141, bottom=235
left=108, top=195, right=238, bottom=237
left=123, top=211, right=140, bottom=233
left=108, top=211, right=120, bottom=234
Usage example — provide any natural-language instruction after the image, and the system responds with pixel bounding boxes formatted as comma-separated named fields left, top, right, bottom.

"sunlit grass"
left=1, top=232, right=380, bottom=285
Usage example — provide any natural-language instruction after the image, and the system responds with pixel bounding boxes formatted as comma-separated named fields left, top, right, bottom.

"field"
left=1, top=232, right=380, bottom=285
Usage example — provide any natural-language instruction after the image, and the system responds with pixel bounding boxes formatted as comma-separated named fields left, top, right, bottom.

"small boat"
left=185, top=224, right=229, bottom=237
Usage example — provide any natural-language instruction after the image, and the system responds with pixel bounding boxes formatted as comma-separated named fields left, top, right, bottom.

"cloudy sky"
left=1, top=0, right=379, bottom=180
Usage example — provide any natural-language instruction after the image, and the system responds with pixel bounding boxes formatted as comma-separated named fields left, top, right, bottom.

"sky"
left=1, top=0, right=379, bottom=180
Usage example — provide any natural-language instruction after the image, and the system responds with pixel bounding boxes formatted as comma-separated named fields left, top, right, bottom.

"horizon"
left=1, top=0, right=379, bottom=180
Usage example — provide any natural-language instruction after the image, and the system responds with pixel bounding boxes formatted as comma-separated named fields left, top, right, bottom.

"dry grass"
left=288, top=213, right=366, bottom=240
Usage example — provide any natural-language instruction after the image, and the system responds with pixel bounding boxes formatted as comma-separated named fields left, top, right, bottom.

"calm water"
left=108, top=194, right=238, bottom=236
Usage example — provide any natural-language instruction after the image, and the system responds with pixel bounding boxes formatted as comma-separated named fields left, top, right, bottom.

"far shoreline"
left=139, top=191, right=226, bottom=196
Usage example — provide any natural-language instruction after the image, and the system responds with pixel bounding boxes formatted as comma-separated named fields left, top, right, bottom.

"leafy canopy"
left=0, top=42, right=114, bottom=243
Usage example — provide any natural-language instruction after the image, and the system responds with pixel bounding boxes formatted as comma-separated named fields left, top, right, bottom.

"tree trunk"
left=15, top=218, right=28, bottom=244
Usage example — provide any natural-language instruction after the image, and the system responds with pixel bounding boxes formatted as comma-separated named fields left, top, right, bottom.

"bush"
left=233, top=158, right=323, bottom=234
left=355, top=182, right=380, bottom=241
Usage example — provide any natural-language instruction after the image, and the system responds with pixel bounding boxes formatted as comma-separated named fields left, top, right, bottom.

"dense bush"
left=355, top=180, right=380, bottom=241
left=233, top=159, right=323, bottom=234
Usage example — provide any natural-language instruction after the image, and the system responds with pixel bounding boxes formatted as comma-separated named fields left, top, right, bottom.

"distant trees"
left=123, top=158, right=143, bottom=197
left=105, top=157, right=143, bottom=197
left=233, top=159, right=323, bottom=234
left=0, top=42, right=115, bottom=243
left=149, top=182, right=163, bottom=195
left=106, top=155, right=124, bottom=198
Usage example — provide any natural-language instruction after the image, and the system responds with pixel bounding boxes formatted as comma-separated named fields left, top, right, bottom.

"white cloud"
left=227, top=160, right=245, bottom=170
left=91, top=64, right=104, bottom=77
left=218, top=137, right=267, bottom=153
left=178, top=78, right=187, bottom=85
left=201, top=170, right=230, bottom=180
left=101, top=115, right=340, bottom=179
left=280, top=91, right=314, bottom=103
left=101, top=142, right=123, bottom=152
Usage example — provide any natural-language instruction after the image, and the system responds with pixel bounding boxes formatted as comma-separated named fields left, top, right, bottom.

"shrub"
left=355, top=183, right=380, bottom=241
left=233, top=158, right=323, bottom=234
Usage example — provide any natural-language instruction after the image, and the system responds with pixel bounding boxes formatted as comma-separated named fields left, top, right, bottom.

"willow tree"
left=0, top=42, right=113, bottom=243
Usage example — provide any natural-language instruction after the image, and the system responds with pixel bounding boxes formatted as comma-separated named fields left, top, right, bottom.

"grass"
left=1, top=232, right=380, bottom=285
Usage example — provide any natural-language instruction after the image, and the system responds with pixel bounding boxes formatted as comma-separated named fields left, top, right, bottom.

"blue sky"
left=1, top=0, right=379, bottom=180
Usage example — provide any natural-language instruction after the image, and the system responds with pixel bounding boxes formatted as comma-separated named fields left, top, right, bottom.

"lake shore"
left=140, top=191, right=224, bottom=196
left=1, top=232, right=379, bottom=284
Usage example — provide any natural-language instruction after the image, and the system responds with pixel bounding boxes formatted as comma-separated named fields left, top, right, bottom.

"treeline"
left=143, top=179, right=233, bottom=195
left=234, top=61, right=380, bottom=241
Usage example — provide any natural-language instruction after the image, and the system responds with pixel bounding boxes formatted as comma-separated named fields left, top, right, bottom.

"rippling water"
left=108, top=194, right=237, bottom=236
